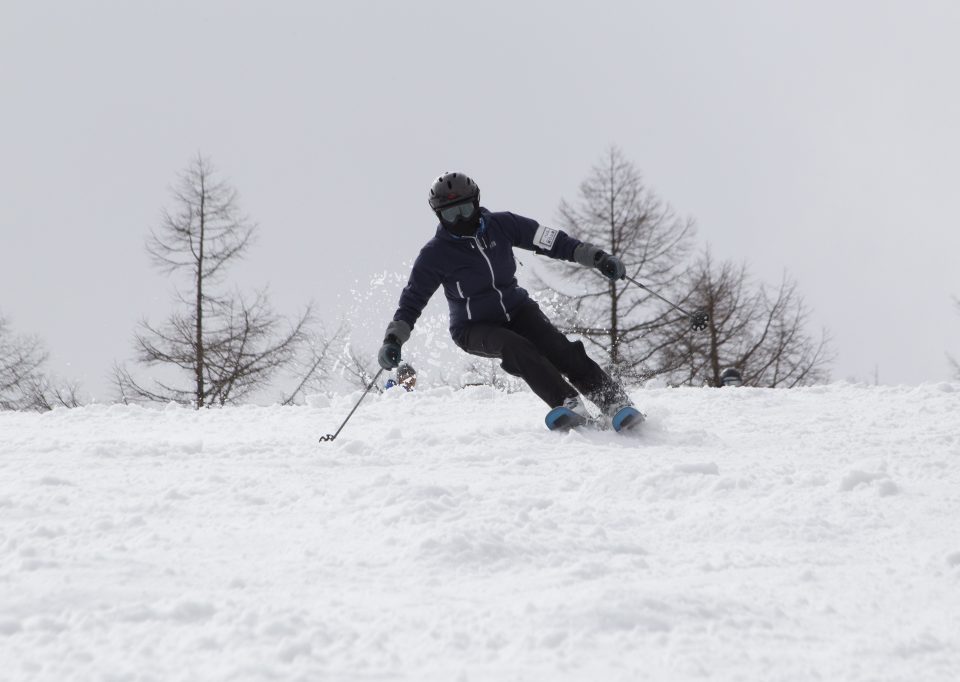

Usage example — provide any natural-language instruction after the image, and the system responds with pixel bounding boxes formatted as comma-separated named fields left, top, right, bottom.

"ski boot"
left=545, top=396, right=593, bottom=431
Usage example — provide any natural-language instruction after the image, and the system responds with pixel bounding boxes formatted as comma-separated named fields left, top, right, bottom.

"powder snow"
left=2, top=383, right=960, bottom=681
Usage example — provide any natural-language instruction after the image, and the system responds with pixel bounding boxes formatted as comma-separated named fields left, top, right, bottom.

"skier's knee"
left=499, top=359, right=523, bottom=377
left=562, top=339, right=593, bottom=370
left=570, top=339, right=589, bottom=358
left=500, top=336, right=542, bottom=376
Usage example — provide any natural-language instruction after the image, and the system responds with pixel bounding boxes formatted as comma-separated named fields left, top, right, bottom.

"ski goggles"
left=438, top=201, right=477, bottom=223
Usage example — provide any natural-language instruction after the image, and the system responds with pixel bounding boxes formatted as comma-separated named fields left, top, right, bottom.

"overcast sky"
left=2, top=0, right=959, bottom=400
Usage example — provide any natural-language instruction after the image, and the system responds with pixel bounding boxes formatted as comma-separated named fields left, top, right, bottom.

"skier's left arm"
left=500, top=212, right=626, bottom=280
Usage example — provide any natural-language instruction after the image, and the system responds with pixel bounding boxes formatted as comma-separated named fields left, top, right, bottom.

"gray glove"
left=574, top=243, right=625, bottom=280
left=378, top=339, right=401, bottom=369
left=378, top=320, right=412, bottom=370
left=596, top=253, right=626, bottom=280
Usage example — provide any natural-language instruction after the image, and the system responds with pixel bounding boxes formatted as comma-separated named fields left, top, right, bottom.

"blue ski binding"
left=611, top=406, right=644, bottom=432
left=545, top=406, right=591, bottom=431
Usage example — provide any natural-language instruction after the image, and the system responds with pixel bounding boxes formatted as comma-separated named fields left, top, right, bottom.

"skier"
left=377, top=171, right=643, bottom=432
left=720, top=367, right=744, bottom=387
left=385, top=362, right=417, bottom=391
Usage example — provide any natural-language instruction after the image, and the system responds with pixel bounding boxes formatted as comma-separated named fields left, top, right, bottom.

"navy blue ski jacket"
left=391, top=209, right=584, bottom=343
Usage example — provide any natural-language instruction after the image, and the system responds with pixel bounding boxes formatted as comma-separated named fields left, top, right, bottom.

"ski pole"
left=622, top=275, right=709, bottom=330
left=319, top=368, right=385, bottom=443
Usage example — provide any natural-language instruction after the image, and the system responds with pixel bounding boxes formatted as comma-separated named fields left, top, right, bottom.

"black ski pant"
left=455, top=302, right=629, bottom=411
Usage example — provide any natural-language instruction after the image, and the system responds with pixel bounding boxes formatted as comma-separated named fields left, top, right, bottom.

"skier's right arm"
left=379, top=250, right=442, bottom=370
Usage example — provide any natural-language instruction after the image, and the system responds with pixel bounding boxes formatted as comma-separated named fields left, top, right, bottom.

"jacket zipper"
left=456, top=281, right=472, bottom=320
left=470, top=236, right=510, bottom=322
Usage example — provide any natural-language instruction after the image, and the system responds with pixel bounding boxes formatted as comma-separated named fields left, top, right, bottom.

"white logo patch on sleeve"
left=533, top=225, right=558, bottom=250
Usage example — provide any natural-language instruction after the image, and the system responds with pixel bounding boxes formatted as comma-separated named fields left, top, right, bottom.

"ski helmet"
left=428, top=172, right=479, bottom=210
left=720, top=367, right=743, bottom=387
left=397, top=362, right=417, bottom=390
left=397, top=363, right=416, bottom=381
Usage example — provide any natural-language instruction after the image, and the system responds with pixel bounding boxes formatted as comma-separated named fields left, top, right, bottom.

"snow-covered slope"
left=2, top=383, right=960, bottom=681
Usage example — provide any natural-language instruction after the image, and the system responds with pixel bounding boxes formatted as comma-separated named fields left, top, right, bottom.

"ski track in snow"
left=1, top=383, right=960, bottom=681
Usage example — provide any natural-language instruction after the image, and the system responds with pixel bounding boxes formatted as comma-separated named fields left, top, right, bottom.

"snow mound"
left=2, top=383, right=960, bottom=681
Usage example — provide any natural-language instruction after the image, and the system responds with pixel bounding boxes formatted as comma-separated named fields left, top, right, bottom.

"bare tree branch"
left=281, top=321, right=348, bottom=405
left=0, top=314, right=84, bottom=411
left=122, top=155, right=309, bottom=407
left=337, top=344, right=382, bottom=393
left=530, top=146, right=695, bottom=382
left=658, top=250, right=833, bottom=387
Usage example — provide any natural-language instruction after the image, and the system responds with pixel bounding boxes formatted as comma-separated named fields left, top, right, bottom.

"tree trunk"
left=195, top=177, right=206, bottom=408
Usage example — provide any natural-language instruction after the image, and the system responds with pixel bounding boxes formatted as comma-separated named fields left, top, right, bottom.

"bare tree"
left=281, top=322, right=348, bottom=405
left=22, top=375, right=84, bottom=411
left=660, top=250, right=832, bottom=387
left=0, top=315, right=48, bottom=410
left=117, top=155, right=310, bottom=407
left=1, top=314, right=82, bottom=410
left=337, top=343, right=382, bottom=393
left=532, top=147, right=695, bottom=382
